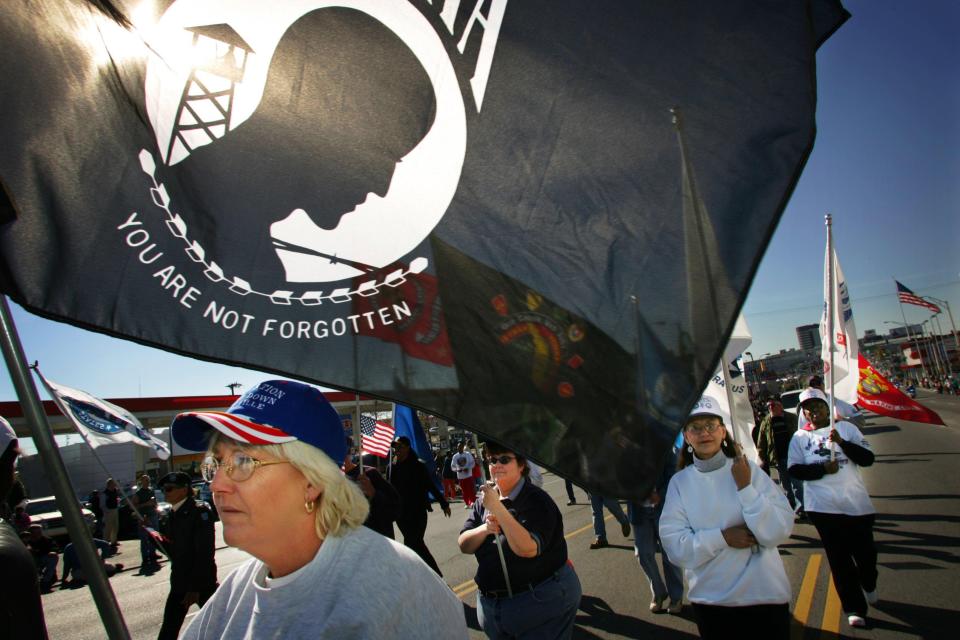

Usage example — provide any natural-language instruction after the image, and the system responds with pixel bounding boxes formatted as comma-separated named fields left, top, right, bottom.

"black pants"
left=397, top=510, right=442, bottom=576
left=692, top=602, right=789, bottom=639
left=158, top=586, right=217, bottom=640
left=808, top=512, right=877, bottom=616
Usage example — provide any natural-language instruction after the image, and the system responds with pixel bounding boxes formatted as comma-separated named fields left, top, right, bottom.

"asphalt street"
left=38, top=389, right=960, bottom=639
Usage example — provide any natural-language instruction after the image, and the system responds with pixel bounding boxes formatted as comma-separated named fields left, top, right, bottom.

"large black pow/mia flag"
left=0, top=0, right=847, bottom=498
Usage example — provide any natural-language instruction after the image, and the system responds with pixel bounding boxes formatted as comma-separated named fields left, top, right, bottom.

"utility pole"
left=226, top=382, right=242, bottom=395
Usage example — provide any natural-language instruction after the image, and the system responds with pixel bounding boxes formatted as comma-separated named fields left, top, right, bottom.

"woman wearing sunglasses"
left=170, top=380, right=468, bottom=639
left=659, top=395, right=794, bottom=639
left=458, top=441, right=581, bottom=639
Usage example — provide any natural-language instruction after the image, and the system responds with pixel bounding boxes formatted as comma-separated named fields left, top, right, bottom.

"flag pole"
left=352, top=392, right=363, bottom=469
left=386, top=402, right=394, bottom=480
left=471, top=430, right=512, bottom=597
left=922, top=319, right=944, bottom=379
left=933, top=314, right=949, bottom=375
left=31, top=365, right=166, bottom=557
left=825, top=215, right=836, bottom=461
left=896, top=280, right=930, bottom=381
left=933, top=314, right=951, bottom=376
left=0, top=297, right=131, bottom=640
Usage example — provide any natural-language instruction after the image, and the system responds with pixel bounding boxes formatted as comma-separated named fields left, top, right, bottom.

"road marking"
left=453, top=580, right=477, bottom=597
left=792, top=553, right=822, bottom=639
left=453, top=514, right=612, bottom=599
left=821, top=573, right=842, bottom=635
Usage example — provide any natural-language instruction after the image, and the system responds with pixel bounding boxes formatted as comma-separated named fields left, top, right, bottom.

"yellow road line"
left=453, top=514, right=613, bottom=599
left=792, top=554, right=822, bottom=639
left=821, top=573, right=842, bottom=635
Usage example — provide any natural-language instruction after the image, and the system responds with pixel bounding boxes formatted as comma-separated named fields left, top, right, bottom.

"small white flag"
left=35, top=370, right=170, bottom=460
left=819, top=244, right=859, bottom=404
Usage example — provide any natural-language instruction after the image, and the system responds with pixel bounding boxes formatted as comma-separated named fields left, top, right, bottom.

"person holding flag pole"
left=786, top=215, right=879, bottom=629
left=0, top=299, right=129, bottom=639
left=459, top=435, right=581, bottom=639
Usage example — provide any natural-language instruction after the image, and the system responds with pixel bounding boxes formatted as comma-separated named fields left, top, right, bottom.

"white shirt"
left=787, top=420, right=875, bottom=516
left=450, top=450, right=475, bottom=480
left=659, top=456, right=794, bottom=606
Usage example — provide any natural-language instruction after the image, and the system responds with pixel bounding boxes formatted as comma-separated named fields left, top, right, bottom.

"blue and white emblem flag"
left=34, top=369, right=171, bottom=460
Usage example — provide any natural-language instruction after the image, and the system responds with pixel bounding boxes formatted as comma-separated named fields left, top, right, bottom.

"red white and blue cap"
left=171, top=380, right=346, bottom=463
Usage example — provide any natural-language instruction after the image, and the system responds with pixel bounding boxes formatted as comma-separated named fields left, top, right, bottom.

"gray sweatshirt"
left=180, top=525, right=468, bottom=639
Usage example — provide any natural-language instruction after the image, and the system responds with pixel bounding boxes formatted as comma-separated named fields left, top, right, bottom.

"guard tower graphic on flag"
left=166, top=24, right=254, bottom=165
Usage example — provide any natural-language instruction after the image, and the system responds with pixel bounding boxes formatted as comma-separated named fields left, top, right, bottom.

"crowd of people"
left=1, top=370, right=892, bottom=639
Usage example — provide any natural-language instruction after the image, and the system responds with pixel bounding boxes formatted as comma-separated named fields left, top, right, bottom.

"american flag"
left=360, top=415, right=395, bottom=458
left=896, top=281, right=941, bottom=313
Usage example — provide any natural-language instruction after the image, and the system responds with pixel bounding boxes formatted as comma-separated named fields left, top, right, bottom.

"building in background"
left=796, top=324, right=821, bottom=351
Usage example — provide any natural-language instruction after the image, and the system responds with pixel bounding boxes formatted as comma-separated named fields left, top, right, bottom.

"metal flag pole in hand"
left=470, top=430, right=512, bottom=597
left=0, top=297, right=131, bottom=640
left=352, top=392, right=364, bottom=473
left=825, top=214, right=837, bottom=461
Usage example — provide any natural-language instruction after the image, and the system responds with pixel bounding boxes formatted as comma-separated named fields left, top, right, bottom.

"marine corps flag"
left=0, top=0, right=847, bottom=498
left=857, top=354, right=945, bottom=426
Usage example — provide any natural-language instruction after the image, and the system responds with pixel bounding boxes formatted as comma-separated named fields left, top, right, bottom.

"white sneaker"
left=667, top=599, right=683, bottom=614
left=649, top=596, right=666, bottom=613
left=864, top=589, right=879, bottom=604
left=848, top=615, right=867, bottom=628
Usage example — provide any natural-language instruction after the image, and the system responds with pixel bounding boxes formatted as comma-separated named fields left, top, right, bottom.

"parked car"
left=780, top=389, right=803, bottom=416
left=23, top=496, right=95, bottom=540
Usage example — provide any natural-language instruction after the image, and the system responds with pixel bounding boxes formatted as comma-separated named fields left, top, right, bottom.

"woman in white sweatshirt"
left=660, top=395, right=795, bottom=639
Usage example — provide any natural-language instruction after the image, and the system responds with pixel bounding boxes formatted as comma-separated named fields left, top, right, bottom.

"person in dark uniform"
left=0, top=417, right=48, bottom=639
left=156, top=471, right=218, bottom=640
left=343, top=438, right=400, bottom=539
left=389, top=436, right=451, bottom=575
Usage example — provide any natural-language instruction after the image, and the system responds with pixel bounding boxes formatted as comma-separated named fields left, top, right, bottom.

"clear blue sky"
left=742, top=0, right=959, bottom=358
left=1, top=0, right=957, bottom=401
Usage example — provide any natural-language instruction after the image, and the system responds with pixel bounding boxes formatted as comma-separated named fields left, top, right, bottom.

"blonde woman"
left=170, top=380, right=468, bottom=639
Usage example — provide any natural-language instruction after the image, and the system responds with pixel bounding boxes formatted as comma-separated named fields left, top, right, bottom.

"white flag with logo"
left=705, top=314, right=759, bottom=463
left=819, top=245, right=859, bottom=404
left=35, top=370, right=170, bottom=460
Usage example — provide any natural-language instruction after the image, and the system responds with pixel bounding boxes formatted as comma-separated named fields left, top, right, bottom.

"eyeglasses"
left=685, top=422, right=721, bottom=435
left=486, top=455, right=516, bottom=465
left=161, top=484, right=180, bottom=492
left=200, top=453, right=290, bottom=482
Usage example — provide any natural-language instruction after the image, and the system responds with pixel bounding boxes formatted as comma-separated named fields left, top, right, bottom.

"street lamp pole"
left=920, top=320, right=943, bottom=379
left=925, top=296, right=958, bottom=374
